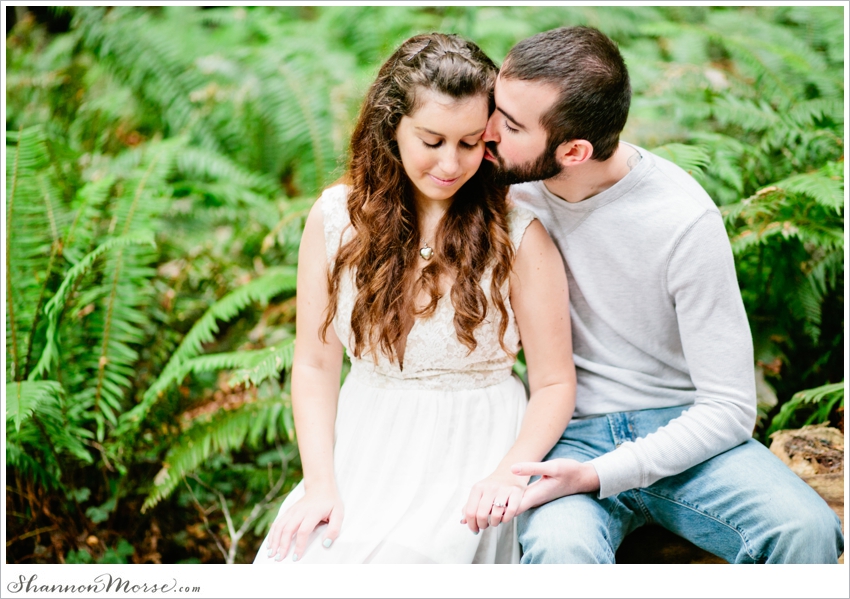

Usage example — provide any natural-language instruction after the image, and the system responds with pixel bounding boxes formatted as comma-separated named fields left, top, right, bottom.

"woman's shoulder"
left=505, top=202, right=538, bottom=251
left=317, top=184, right=353, bottom=260
left=318, top=183, right=350, bottom=214
left=318, top=183, right=352, bottom=228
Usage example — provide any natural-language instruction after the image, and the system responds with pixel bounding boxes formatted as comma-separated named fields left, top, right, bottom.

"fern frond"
left=74, top=7, right=221, bottom=151
left=787, top=277, right=824, bottom=342
left=81, top=141, right=179, bottom=437
left=118, top=267, right=297, bottom=433
left=5, top=442, right=65, bottom=491
left=807, top=246, right=843, bottom=296
left=711, top=96, right=779, bottom=132
left=767, top=381, right=844, bottom=435
left=6, top=126, right=67, bottom=381
left=142, top=396, right=293, bottom=511
left=790, top=381, right=845, bottom=405
left=63, top=175, right=116, bottom=265
left=227, top=339, right=295, bottom=388
left=28, top=232, right=155, bottom=381
left=787, top=98, right=844, bottom=129
left=785, top=6, right=845, bottom=66
left=648, top=143, right=710, bottom=181
left=175, top=147, right=279, bottom=197
left=251, top=50, right=341, bottom=195
left=774, top=170, right=843, bottom=214
left=5, top=381, right=64, bottom=432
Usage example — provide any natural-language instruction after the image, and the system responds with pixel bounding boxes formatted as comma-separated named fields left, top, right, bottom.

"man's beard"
left=488, top=141, right=563, bottom=186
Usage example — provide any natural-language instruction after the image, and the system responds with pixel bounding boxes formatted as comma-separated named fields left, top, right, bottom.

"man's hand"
left=510, top=459, right=600, bottom=515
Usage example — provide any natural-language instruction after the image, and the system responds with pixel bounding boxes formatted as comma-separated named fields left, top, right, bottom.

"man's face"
left=483, top=75, right=564, bottom=185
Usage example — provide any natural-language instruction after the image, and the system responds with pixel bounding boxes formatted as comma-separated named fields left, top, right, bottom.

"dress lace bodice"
left=320, top=184, right=535, bottom=391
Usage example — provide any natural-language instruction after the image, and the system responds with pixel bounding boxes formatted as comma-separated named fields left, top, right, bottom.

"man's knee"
left=518, top=495, right=615, bottom=564
left=766, top=508, right=843, bottom=563
left=752, top=491, right=844, bottom=563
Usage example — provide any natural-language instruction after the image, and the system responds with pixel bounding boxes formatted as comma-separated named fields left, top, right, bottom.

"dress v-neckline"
left=396, top=293, right=449, bottom=372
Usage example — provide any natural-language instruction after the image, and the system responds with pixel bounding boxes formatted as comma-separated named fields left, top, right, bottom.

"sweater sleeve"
left=588, top=210, right=757, bottom=498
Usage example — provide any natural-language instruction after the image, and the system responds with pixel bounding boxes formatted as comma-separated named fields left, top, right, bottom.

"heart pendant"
left=419, top=245, right=433, bottom=260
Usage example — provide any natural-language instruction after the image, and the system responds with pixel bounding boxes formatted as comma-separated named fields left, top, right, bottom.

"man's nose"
left=483, top=113, right=500, bottom=144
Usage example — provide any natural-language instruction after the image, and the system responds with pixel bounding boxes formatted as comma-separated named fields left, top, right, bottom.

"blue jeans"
left=518, top=405, right=844, bottom=563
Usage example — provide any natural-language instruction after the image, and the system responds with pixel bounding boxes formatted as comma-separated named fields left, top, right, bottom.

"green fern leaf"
left=774, top=170, right=843, bottom=213
left=175, top=147, right=279, bottom=197
left=228, top=339, right=295, bottom=388
left=118, top=267, right=297, bottom=433
left=649, top=143, right=710, bottom=180
left=28, top=232, right=155, bottom=381
left=142, top=396, right=293, bottom=511
left=767, top=381, right=844, bottom=435
left=711, top=96, right=779, bottom=132
left=5, top=441, right=65, bottom=491
left=5, top=381, right=64, bottom=432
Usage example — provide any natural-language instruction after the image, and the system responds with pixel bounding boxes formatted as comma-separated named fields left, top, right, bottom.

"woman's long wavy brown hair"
left=321, top=33, right=514, bottom=364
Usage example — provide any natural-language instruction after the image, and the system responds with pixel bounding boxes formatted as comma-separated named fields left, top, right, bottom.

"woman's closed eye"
left=422, top=139, right=481, bottom=150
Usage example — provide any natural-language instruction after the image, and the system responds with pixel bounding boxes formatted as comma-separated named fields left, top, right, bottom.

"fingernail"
left=267, top=548, right=274, bottom=557
left=274, top=552, right=283, bottom=562
left=323, top=538, right=333, bottom=548
left=292, top=553, right=299, bottom=562
left=473, top=530, right=479, bottom=535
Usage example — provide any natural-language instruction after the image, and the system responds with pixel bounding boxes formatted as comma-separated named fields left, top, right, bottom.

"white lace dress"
left=254, top=185, right=535, bottom=564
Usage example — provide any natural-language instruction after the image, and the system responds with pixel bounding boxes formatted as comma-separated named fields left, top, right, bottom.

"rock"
left=769, top=424, right=844, bottom=477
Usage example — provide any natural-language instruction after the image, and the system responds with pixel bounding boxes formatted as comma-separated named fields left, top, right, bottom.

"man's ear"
left=555, top=139, right=594, bottom=167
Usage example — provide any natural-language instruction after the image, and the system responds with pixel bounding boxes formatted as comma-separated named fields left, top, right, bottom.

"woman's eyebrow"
left=415, top=126, right=486, bottom=137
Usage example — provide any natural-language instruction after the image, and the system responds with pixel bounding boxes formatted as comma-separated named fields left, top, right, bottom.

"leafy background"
left=4, top=5, right=844, bottom=564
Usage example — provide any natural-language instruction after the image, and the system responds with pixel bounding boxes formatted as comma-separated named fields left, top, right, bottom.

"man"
left=483, top=26, right=843, bottom=563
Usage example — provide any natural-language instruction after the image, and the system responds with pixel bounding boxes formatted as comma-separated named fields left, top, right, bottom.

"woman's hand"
left=461, top=469, right=527, bottom=534
left=265, top=484, right=344, bottom=562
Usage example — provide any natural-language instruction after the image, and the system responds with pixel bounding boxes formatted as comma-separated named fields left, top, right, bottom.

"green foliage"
left=6, top=380, right=64, bottom=432
left=117, top=267, right=296, bottom=437
left=5, top=5, right=843, bottom=564
left=647, top=143, right=711, bottom=181
left=144, top=391, right=295, bottom=512
left=6, top=380, right=93, bottom=492
left=767, top=381, right=845, bottom=437
left=66, top=539, right=135, bottom=564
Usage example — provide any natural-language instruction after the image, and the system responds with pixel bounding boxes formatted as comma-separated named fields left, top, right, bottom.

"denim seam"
left=601, top=504, right=618, bottom=563
left=627, top=490, right=654, bottom=524
left=638, top=488, right=761, bottom=562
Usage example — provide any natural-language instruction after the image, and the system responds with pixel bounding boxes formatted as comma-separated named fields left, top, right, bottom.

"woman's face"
left=395, top=89, right=489, bottom=206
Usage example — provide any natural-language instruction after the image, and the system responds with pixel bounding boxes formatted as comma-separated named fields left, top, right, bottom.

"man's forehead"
left=495, top=74, right=559, bottom=125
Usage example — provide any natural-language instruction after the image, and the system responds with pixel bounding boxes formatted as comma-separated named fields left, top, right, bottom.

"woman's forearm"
left=290, top=361, right=342, bottom=491
left=494, top=382, right=574, bottom=475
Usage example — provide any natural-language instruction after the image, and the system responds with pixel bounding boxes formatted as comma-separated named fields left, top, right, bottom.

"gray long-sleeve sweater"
left=510, top=144, right=757, bottom=498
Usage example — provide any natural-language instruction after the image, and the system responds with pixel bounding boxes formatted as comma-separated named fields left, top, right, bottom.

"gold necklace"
left=419, top=242, right=434, bottom=261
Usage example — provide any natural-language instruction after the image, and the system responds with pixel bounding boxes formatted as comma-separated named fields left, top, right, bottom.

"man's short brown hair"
left=501, top=26, right=631, bottom=161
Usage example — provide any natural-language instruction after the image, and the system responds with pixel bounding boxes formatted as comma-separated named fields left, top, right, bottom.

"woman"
left=254, top=33, right=575, bottom=564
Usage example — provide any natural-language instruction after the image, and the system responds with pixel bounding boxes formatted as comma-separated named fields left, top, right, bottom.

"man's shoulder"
left=635, top=146, right=718, bottom=214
